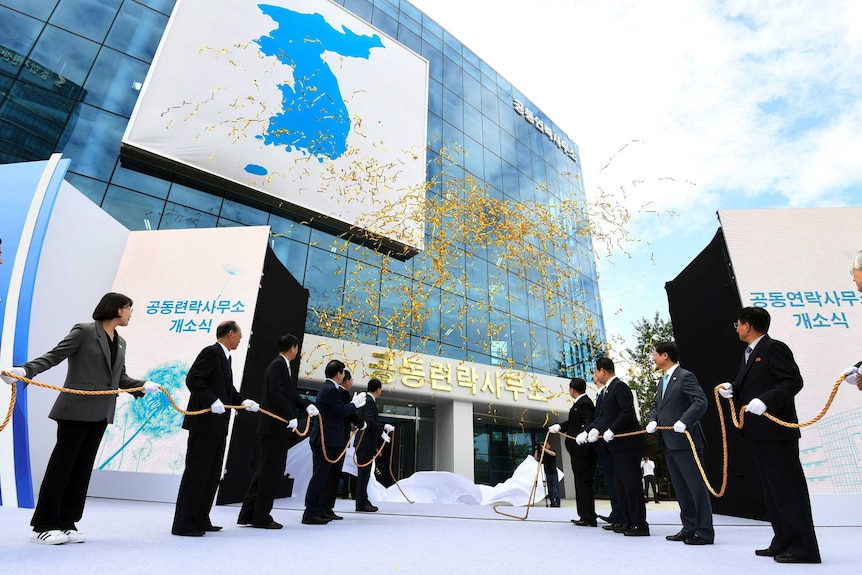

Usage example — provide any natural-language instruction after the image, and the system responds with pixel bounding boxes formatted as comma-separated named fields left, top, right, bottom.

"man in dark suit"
left=171, top=321, right=259, bottom=537
left=718, top=307, right=820, bottom=563
left=322, top=369, right=366, bottom=519
left=588, top=357, right=649, bottom=536
left=583, top=376, right=622, bottom=528
left=354, top=378, right=393, bottom=512
left=647, top=341, right=713, bottom=545
left=238, top=333, right=316, bottom=529
left=303, top=360, right=366, bottom=524
left=549, top=377, right=596, bottom=525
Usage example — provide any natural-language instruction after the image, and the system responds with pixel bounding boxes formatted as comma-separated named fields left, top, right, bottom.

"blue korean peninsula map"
left=245, top=4, right=384, bottom=175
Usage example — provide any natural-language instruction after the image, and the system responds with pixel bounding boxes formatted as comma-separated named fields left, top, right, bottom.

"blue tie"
left=661, top=373, right=670, bottom=397
left=745, top=346, right=753, bottom=364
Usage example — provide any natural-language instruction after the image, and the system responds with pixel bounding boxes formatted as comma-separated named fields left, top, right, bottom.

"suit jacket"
left=309, top=380, right=358, bottom=450
left=732, top=335, right=802, bottom=441
left=599, top=377, right=644, bottom=453
left=257, top=355, right=309, bottom=437
left=22, top=321, right=144, bottom=423
left=560, top=394, right=595, bottom=457
left=181, top=343, right=242, bottom=436
left=354, top=395, right=384, bottom=457
left=648, top=366, right=707, bottom=451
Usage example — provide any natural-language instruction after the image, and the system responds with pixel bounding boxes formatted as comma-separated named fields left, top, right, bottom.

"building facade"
left=0, top=0, right=605, bottom=488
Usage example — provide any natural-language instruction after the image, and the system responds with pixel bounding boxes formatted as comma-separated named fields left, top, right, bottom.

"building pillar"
left=434, top=399, right=475, bottom=482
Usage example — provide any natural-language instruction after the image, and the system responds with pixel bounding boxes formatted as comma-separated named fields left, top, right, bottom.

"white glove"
left=306, top=404, right=319, bottom=417
left=287, top=418, right=298, bottom=431
left=718, top=383, right=734, bottom=399
left=351, top=392, right=367, bottom=409
left=360, top=422, right=368, bottom=431
left=142, top=381, right=160, bottom=394
left=646, top=421, right=658, bottom=434
left=603, top=429, right=614, bottom=442
left=673, top=420, right=687, bottom=433
left=548, top=423, right=561, bottom=434
left=381, top=431, right=391, bottom=444
left=587, top=428, right=599, bottom=443
left=211, top=399, right=226, bottom=414
left=384, top=423, right=395, bottom=433
left=843, top=366, right=859, bottom=385
left=746, top=398, right=767, bottom=416
left=242, top=399, right=260, bottom=412
left=1, top=367, right=25, bottom=385
left=575, top=431, right=588, bottom=445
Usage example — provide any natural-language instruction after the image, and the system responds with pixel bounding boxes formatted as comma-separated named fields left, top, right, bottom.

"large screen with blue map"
left=122, top=0, right=429, bottom=254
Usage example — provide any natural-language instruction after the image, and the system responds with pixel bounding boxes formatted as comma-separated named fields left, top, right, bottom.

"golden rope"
left=492, top=429, right=550, bottom=520
left=315, top=410, right=358, bottom=464
left=352, top=426, right=388, bottom=468
left=385, top=429, right=414, bottom=504
left=0, top=379, right=17, bottom=433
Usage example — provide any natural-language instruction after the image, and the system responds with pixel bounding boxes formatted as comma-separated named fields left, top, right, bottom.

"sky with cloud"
left=409, top=0, right=862, bottom=356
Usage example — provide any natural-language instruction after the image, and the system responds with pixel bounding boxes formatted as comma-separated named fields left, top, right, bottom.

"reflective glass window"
left=530, top=325, right=550, bottom=373
left=65, top=172, right=107, bottom=205
left=343, top=258, right=381, bottom=317
left=463, top=135, right=483, bottom=180
left=27, top=24, right=99, bottom=86
left=500, top=132, right=517, bottom=163
left=482, top=118, right=500, bottom=157
left=220, top=197, right=268, bottom=226
left=466, top=301, right=489, bottom=353
left=51, top=0, right=121, bottom=42
left=134, top=0, right=176, bottom=15
left=461, top=72, right=480, bottom=111
left=427, top=111, right=442, bottom=147
left=105, top=1, right=168, bottom=62
left=484, top=150, right=502, bottom=194
left=373, top=0, right=397, bottom=18
left=101, top=186, right=165, bottom=230
left=269, top=234, right=309, bottom=282
left=1, top=0, right=57, bottom=20
left=110, top=165, right=171, bottom=199
left=304, top=246, right=346, bottom=322
left=371, top=9, right=397, bottom=37
left=441, top=87, right=462, bottom=131
left=510, top=316, right=531, bottom=369
left=269, top=212, right=311, bottom=243
left=397, top=24, right=421, bottom=53
left=516, top=142, right=532, bottom=179
left=84, top=47, right=149, bottom=117
left=399, top=1, right=421, bottom=21
left=0, top=7, right=43, bottom=56
left=344, top=0, right=372, bottom=21
left=159, top=202, right=218, bottom=229
left=508, top=272, right=529, bottom=320
left=501, top=160, right=519, bottom=201
left=427, top=77, right=443, bottom=117
left=398, top=13, right=421, bottom=35
left=59, top=105, right=123, bottom=180
left=442, top=56, right=462, bottom=94
left=466, top=255, right=488, bottom=304
left=463, top=103, right=482, bottom=143
left=421, top=41, right=441, bottom=82
left=167, top=182, right=222, bottom=214
left=481, top=86, right=498, bottom=123
left=422, top=13, right=443, bottom=41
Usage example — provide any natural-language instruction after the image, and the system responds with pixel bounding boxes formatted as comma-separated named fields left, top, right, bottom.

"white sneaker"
left=30, top=530, right=69, bottom=545
left=63, top=529, right=86, bottom=543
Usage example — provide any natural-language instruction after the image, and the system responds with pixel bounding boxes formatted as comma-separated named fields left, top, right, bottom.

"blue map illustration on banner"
left=246, top=4, right=384, bottom=175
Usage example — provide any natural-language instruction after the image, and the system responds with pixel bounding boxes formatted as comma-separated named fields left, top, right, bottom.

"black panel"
left=665, top=227, right=767, bottom=520
left=217, top=245, right=309, bottom=504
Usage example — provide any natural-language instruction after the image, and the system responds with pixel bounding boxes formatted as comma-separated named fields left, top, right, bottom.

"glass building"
left=0, top=0, right=606, bottom=488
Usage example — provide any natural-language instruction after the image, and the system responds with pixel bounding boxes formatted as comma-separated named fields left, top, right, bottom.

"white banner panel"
left=123, top=0, right=428, bottom=253
left=720, top=207, right=862, bottom=494
left=97, top=226, right=270, bottom=474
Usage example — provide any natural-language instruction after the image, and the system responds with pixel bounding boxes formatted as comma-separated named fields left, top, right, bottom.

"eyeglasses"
left=733, top=322, right=739, bottom=329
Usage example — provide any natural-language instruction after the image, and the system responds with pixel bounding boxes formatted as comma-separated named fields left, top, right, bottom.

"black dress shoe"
left=624, top=525, right=650, bottom=537
left=325, top=510, right=343, bottom=520
left=774, top=552, right=821, bottom=564
left=252, top=521, right=283, bottom=530
left=171, top=530, right=205, bottom=537
left=666, top=530, right=694, bottom=542
left=755, top=548, right=779, bottom=557
left=573, top=519, right=597, bottom=527
left=611, top=523, right=630, bottom=533
left=356, top=504, right=378, bottom=512
left=596, top=514, right=612, bottom=523
left=301, top=514, right=331, bottom=525
left=684, top=535, right=712, bottom=545
left=204, top=525, right=222, bottom=532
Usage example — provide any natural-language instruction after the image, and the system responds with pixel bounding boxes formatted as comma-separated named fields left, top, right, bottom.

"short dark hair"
left=343, top=369, right=352, bottom=382
left=325, top=359, right=345, bottom=379
left=92, top=292, right=133, bottom=321
left=278, top=333, right=299, bottom=352
left=569, top=377, right=587, bottom=394
left=654, top=341, right=679, bottom=363
left=738, top=307, right=770, bottom=333
left=216, top=320, right=239, bottom=339
left=595, top=357, right=615, bottom=374
left=367, top=378, right=382, bottom=393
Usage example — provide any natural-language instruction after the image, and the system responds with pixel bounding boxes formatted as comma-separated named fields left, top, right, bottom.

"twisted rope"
left=492, top=429, right=550, bottom=520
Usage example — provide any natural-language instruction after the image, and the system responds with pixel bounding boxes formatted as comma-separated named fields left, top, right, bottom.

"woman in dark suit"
left=2, top=292, right=158, bottom=545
